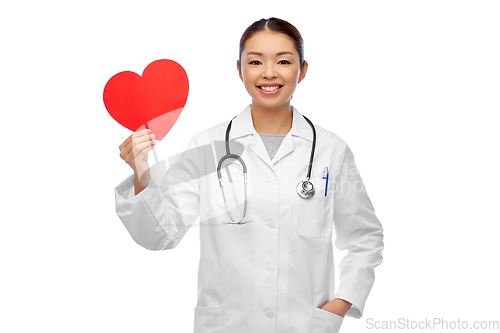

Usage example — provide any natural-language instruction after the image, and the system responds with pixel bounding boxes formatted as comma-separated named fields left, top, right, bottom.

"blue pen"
left=323, top=167, right=329, bottom=196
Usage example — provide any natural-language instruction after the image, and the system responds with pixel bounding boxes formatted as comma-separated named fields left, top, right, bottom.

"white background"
left=2, top=0, right=499, bottom=332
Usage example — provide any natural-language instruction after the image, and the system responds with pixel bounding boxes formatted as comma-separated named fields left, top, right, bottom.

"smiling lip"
left=257, top=84, right=283, bottom=95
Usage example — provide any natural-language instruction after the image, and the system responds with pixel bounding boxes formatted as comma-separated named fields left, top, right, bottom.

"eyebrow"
left=246, top=51, right=294, bottom=57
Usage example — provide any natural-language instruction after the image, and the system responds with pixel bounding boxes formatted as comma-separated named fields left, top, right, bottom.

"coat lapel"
left=229, top=104, right=314, bottom=173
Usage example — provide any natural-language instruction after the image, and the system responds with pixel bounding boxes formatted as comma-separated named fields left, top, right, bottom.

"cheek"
left=242, top=69, right=258, bottom=87
left=282, top=68, right=299, bottom=84
left=242, top=67, right=253, bottom=79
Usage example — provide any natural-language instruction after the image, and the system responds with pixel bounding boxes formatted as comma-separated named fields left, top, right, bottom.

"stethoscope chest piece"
left=296, top=180, right=315, bottom=199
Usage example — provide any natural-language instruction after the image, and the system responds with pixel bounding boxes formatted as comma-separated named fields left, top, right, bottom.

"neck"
left=250, top=102, right=293, bottom=135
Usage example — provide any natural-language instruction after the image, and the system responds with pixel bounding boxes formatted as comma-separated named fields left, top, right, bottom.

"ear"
left=297, top=60, right=308, bottom=84
left=237, top=60, right=243, bottom=82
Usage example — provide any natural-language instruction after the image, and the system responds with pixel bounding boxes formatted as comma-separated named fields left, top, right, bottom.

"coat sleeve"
left=332, top=142, right=384, bottom=318
left=114, top=134, right=202, bottom=251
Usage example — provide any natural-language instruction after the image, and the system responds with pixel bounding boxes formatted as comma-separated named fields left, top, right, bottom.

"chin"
left=252, top=96, right=292, bottom=108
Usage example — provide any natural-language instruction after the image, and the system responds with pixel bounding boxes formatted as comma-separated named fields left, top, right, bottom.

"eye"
left=249, top=60, right=261, bottom=65
left=278, top=60, right=290, bottom=64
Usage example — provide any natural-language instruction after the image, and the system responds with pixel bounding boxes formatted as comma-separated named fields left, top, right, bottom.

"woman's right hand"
left=119, top=129, right=156, bottom=187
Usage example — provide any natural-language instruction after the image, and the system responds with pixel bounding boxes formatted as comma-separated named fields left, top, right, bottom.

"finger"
left=119, top=134, right=135, bottom=161
left=131, top=129, right=154, bottom=149
left=119, top=129, right=144, bottom=151
left=131, top=135, right=155, bottom=159
left=131, top=128, right=152, bottom=140
left=119, top=133, right=133, bottom=151
left=122, top=130, right=154, bottom=158
left=133, top=139, right=156, bottom=159
left=125, top=139, right=155, bottom=164
left=138, top=144, right=155, bottom=163
left=127, top=142, right=155, bottom=168
left=119, top=129, right=151, bottom=151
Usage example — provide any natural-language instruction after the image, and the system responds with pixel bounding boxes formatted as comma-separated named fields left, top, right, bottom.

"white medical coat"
left=114, top=104, right=384, bottom=333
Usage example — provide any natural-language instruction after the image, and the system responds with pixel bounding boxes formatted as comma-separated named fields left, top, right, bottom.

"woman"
left=115, top=17, right=384, bottom=333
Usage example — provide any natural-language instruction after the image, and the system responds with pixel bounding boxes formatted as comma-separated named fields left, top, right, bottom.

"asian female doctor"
left=115, top=17, right=384, bottom=333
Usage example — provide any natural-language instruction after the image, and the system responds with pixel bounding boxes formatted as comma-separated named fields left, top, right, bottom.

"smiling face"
left=238, top=30, right=307, bottom=110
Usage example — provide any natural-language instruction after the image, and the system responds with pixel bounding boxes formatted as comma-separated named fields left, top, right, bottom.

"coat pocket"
left=312, top=307, right=343, bottom=333
left=194, top=304, right=226, bottom=333
left=292, top=175, right=334, bottom=238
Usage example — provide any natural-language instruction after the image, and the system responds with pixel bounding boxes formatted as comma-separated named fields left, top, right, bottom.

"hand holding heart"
left=118, top=129, right=156, bottom=191
left=104, top=59, right=189, bottom=142
left=105, top=59, right=188, bottom=192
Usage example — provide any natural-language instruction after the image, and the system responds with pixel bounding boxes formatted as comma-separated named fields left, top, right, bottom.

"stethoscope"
left=217, top=113, right=317, bottom=224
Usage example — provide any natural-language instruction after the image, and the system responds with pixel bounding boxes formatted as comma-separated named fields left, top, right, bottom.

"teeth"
left=260, top=85, right=281, bottom=92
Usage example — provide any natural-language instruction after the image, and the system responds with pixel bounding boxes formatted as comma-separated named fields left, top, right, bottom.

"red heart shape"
left=103, top=59, right=189, bottom=141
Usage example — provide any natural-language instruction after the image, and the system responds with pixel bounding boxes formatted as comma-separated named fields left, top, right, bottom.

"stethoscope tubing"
left=218, top=112, right=317, bottom=223
left=301, top=115, right=316, bottom=181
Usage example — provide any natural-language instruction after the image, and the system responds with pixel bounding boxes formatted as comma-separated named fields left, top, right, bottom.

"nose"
left=262, top=63, right=277, bottom=79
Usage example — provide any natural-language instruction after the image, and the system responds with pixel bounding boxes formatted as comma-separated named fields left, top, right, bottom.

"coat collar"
left=227, top=104, right=314, bottom=171
left=229, top=104, right=313, bottom=143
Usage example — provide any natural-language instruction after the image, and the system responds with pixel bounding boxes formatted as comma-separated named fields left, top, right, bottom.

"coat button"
left=269, top=178, right=278, bottom=185
left=265, top=265, right=274, bottom=273
left=267, top=221, right=276, bottom=229
left=265, top=311, right=274, bottom=318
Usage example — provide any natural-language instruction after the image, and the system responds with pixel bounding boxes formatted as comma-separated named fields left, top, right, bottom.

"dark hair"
left=238, top=17, right=305, bottom=71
